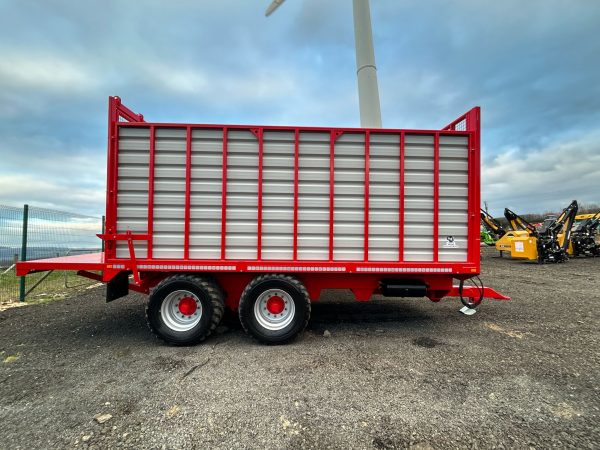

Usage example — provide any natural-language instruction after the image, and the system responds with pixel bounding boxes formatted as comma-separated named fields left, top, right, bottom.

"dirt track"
left=0, top=249, right=598, bottom=449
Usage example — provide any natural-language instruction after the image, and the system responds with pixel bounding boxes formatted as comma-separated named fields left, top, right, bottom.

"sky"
left=0, top=0, right=599, bottom=218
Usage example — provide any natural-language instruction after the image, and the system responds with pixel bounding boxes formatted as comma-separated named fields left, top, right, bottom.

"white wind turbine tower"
left=266, top=0, right=383, bottom=128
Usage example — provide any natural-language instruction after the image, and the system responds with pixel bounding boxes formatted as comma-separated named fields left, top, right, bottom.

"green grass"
left=0, top=269, right=100, bottom=304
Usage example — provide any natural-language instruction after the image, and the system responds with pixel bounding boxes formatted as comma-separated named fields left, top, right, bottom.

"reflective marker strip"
left=356, top=267, right=452, bottom=273
left=247, top=266, right=346, bottom=272
left=136, top=265, right=236, bottom=271
left=111, top=265, right=452, bottom=273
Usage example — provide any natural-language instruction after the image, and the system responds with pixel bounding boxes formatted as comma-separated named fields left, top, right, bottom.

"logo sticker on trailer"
left=444, top=236, right=458, bottom=248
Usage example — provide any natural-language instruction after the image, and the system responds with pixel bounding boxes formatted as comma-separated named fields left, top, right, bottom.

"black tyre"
left=238, top=274, right=310, bottom=345
left=146, top=274, right=224, bottom=346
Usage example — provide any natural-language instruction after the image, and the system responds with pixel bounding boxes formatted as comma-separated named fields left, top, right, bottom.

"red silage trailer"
left=17, top=97, right=508, bottom=345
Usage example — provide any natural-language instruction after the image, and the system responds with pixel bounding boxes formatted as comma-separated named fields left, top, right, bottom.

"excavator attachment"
left=479, top=208, right=536, bottom=255
left=535, top=200, right=578, bottom=263
left=504, top=208, right=537, bottom=235
left=510, top=200, right=578, bottom=263
left=480, top=209, right=507, bottom=238
left=494, top=208, right=537, bottom=255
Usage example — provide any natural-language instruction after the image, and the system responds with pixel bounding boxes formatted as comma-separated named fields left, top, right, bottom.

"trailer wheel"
left=238, top=274, right=310, bottom=345
left=146, top=275, right=224, bottom=346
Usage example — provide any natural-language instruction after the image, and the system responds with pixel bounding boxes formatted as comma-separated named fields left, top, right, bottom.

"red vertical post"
left=104, top=97, right=145, bottom=261
left=184, top=126, right=192, bottom=260
left=467, top=108, right=481, bottom=267
left=363, top=131, right=370, bottom=262
left=328, top=131, right=335, bottom=261
left=293, top=129, right=300, bottom=261
left=433, top=133, right=440, bottom=262
left=105, top=97, right=119, bottom=259
left=257, top=129, right=264, bottom=260
left=399, top=132, right=405, bottom=262
left=220, top=128, right=228, bottom=260
left=147, top=126, right=156, bottom=260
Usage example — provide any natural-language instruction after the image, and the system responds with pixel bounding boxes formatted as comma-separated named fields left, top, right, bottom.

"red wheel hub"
left=266, top=296, right=285, bottom=315
left=178, top=297, right=198, bottom=316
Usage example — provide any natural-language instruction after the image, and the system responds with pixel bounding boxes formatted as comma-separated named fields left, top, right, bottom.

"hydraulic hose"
left=458, top=276, right=485, bottom=308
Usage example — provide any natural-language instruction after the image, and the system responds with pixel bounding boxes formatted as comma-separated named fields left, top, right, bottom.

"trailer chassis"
left=16, top=97, right=509, bottom=345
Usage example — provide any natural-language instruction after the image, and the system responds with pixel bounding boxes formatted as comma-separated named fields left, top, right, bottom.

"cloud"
left=0, top=174, right=105, bottom=216
left=0, top=135, right=106, bottom=216
left=138, top=60, right=302, bottom=105
left=0, top=0, right=598, bottom=218
left=482, top=131, right=600, bottom=215
left=373, top=0, right=600, bottom=143
left=0, top=53, right=98, bottom=92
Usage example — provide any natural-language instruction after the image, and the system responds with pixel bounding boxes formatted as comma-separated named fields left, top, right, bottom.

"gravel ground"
left=0, top=249, right=598, bottom=449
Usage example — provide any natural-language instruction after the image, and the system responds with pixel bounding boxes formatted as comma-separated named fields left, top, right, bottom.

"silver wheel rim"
left=253, top=288, right=295, bottom=331
left=160, top=290, right=203, bottom=332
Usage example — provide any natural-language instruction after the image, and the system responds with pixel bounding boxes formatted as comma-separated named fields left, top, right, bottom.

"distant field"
left=0, top=269, right=99, bottom=304
left=0, top=247, right=101, bottom=266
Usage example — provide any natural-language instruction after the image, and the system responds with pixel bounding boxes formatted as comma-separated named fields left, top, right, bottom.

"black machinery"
left=571, top=212, right=600, bottom=257
left=535, top=200, right=579, bottom=263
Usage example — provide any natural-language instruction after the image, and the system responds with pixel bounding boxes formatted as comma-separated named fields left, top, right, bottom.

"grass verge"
left=0, top=269, right=100, bottom=309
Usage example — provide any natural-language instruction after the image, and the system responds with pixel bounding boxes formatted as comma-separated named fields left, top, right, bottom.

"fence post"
left=19, top=204, right=29, bottom=302
left=101, top=215, right=106, bottom=252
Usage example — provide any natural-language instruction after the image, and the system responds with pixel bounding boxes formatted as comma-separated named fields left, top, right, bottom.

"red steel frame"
left=220, top=128, right=228, bottom=259
left=328, top=131, right=336, bottom=261
left=292, top=129, right=300, bottom=260
left=399, top=132, right=405, bottom=261
left=17, top=97, right=507, bottom=308
left=184, top=126, right=192, bottom=260
left=364, top=131, right=370, bottom=261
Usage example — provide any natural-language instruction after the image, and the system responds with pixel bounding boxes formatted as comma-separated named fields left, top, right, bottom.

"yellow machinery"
left=479, top=208, right=532, bottom=255
left=494, top=207, right=539, bottom=255
left=496, top=230, right=529, bottom=253
left=510, top=233, right=573, bottom=260
left=508, top=200, right=578, bottom=263
left=575, top=213, right=598, bottom=221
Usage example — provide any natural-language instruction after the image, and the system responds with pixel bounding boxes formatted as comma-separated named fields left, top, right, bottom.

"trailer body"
left=17, top=98, right=508, bottom=344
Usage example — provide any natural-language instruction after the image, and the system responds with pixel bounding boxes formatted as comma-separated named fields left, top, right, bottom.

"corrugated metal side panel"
left=190, top=129, right=223, bottom=260
left=297, top=132, right=330, bottom=260
left=333, top=133, right=365, bottom=261
left=225, top=130, right=258, bottom=259
left=152, top=128, right=186, bottom=259
left=116, top=127, right=150, bottom=258
left=404, top=134, right=434, bottom=261
left=368, top=133, right=400, bottom=261
left=114, top=125, right=471, bottom=265
left=262, top=131, right=295, bottom=260
left=438, top=135, right=469, bottom=261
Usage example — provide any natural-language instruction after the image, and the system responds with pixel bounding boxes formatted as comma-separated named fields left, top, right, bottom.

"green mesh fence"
left=0, top=206, right=22, bottom=304
left=0, top=205, right=103, bottom=305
